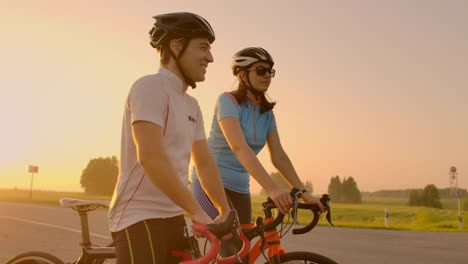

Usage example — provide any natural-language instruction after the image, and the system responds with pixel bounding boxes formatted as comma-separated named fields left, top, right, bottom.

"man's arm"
left=132, top=120, right=212, bottom=224
left=192, top=139, right=231, bottom=220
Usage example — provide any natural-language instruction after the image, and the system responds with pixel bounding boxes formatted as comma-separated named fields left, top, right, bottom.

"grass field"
left=0, top=189, right=110, bottom=206
left=1, top=189, right=466, bottom=232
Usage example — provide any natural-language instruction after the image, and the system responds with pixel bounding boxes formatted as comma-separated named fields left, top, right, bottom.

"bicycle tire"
left=264, top=251, right=338, bottom=264
left=5, top=251, right=65, bottom=264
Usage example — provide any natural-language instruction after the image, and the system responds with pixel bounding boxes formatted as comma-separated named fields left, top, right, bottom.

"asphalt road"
left=1, top=201, right=467, bottom=263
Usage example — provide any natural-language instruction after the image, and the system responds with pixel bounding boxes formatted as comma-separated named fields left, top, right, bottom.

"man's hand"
left=213, top=209, right=231, bottom=224
left=191, top=210, right=213, bottom=225
left=190, top=210, right=213, bottom=237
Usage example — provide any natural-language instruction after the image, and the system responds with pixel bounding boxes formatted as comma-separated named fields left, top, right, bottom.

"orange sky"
left=1, top=0, right=467, bottom=194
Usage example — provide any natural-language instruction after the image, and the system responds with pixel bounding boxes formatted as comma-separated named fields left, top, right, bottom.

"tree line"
left=362, top=188, right=467, bottom=199
left=80, top=156, right=465, bottom=210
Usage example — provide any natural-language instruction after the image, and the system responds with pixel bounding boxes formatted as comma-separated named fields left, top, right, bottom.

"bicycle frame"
left=243, top=217, right=286, bottom=264
left=57, top=198, right=116, bottom=264
left=210, top=190, right=333, bottom=264
left=74, top=207, right=116, bottom=263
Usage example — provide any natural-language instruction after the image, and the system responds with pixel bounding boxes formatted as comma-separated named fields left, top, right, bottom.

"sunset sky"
left=1, top=0, right=467, bottom=194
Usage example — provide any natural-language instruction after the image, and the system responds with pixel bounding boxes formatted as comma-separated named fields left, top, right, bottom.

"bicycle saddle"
left=60, top=198, right=110, bottom=208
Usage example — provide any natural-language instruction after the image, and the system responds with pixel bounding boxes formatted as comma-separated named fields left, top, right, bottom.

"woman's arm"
left=267, top=130, right=324, bottom=212
left=266, top=130, right=303, bottom=188
left=219, top=117, right=291, bottom=213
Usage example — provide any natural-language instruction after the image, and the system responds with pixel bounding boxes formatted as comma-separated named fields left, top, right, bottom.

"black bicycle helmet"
left=232, top=47, right=274, bottom=76
left=149, top=12, right=215, bottom=49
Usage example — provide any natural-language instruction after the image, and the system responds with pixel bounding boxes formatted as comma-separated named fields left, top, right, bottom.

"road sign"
left=28, top=165, right=39, bottom=173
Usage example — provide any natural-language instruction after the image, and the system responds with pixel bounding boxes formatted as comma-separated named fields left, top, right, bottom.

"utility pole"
left=449, top=166, right=463, bottom=230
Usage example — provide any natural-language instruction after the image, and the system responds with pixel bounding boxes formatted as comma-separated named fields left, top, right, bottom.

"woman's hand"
left=300, top=192, right=325, bottom=213
left=269, top=187, right=293, bottom=214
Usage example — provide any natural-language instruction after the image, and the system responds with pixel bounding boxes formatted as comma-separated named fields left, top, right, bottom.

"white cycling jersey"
left=108, top=67, right=206, bottom=232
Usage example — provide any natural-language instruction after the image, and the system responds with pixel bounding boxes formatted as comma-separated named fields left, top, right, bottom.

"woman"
left=191, top=47, right=324, bottom=226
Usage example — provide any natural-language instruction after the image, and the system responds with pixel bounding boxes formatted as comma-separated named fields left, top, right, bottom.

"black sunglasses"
left=249, top=66, right=276, bottom=77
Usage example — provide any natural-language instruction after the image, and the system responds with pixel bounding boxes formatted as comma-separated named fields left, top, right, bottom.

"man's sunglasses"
left=249, top=66, right=276, bottom=77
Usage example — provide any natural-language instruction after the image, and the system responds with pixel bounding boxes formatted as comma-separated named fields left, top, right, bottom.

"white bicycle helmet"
left=232, top=47, right=274, bottom=76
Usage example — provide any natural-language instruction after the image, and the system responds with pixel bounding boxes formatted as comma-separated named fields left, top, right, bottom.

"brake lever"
left=292, top=191, right=300, bottom=224
left=320, top=194, right=334, bottom=226
left=231, top=227, right=243, bottom=263
left=251, top=216, right=269, bottom=261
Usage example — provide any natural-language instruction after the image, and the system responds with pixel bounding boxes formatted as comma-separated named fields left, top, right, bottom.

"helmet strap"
left=242, top=73, right=263, bottom=100
left=169, top=39, right=196, bottom=88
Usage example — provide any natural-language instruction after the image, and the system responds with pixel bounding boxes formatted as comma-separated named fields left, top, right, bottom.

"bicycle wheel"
left=6, top=251, right=64, bottom=264
left=264, top=251, right=338, bottom=264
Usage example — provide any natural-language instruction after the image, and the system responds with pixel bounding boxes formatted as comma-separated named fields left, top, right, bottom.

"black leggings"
left=191, top=180, right=251, bottom=263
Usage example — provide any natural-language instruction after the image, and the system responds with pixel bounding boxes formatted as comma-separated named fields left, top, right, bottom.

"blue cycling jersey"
left=192, top=92, right=277, bottom=193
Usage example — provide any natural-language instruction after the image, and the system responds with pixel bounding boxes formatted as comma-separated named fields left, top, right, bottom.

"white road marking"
left=0, top=201, right=58, bottom=210
left=0, top=215, right=111, bottom=240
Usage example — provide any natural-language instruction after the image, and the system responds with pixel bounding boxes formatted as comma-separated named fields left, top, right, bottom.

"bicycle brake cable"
left=231, top=228, right=243, bottom=263
left=279, top=214, right=295, bottom=238
left=203, top=238, right=209, bottom=255
left=254, top=217, right=269, bottom=261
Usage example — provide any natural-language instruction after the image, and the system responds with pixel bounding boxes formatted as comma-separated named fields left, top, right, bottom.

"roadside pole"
left=384, top=208, right=389, bottom=228
left=449, top=166, right=463, bottom=230
left=28, top=165, right=39, bottom=200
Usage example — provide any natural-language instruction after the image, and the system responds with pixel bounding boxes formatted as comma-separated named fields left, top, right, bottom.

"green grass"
left=1, top=189, right=466, bottom=232
left=251, top=194, right=467, bottom=232
left=0, top=188, right=111, bottom=206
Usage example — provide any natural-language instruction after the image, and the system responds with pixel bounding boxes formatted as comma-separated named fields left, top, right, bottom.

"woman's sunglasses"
left=249, top=66, right=276, bottom=77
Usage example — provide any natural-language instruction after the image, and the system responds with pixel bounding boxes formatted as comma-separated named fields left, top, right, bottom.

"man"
left=108, top=12, right=231, bottom=263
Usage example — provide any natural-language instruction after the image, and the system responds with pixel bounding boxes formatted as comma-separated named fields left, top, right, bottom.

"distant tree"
left=303, top=180, right=314, bottom=194
left=342, top=177, right=362, bottom=203
left=328, top=176, right=343, bottom=202
left=464, top=199, right=468, bottom=211
left=438, top=187, right=467, bottom=198
left=421, top=184, right=442, bottom=209
left=408, top=189, right=422, bottom=206
left=80, top=156, right=118, bottom=196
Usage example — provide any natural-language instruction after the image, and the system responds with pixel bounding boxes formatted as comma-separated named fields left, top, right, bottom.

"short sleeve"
left=194, top=104, right=206, bottom=141
left=217, top=93, right=239, bottom=121
left=269, top=111, right=278, bottom=132
left=128, top=76, right=168, bottom=127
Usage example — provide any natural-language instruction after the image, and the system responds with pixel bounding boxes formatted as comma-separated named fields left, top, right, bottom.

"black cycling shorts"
left=112, top=214, right=189, bottom=264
